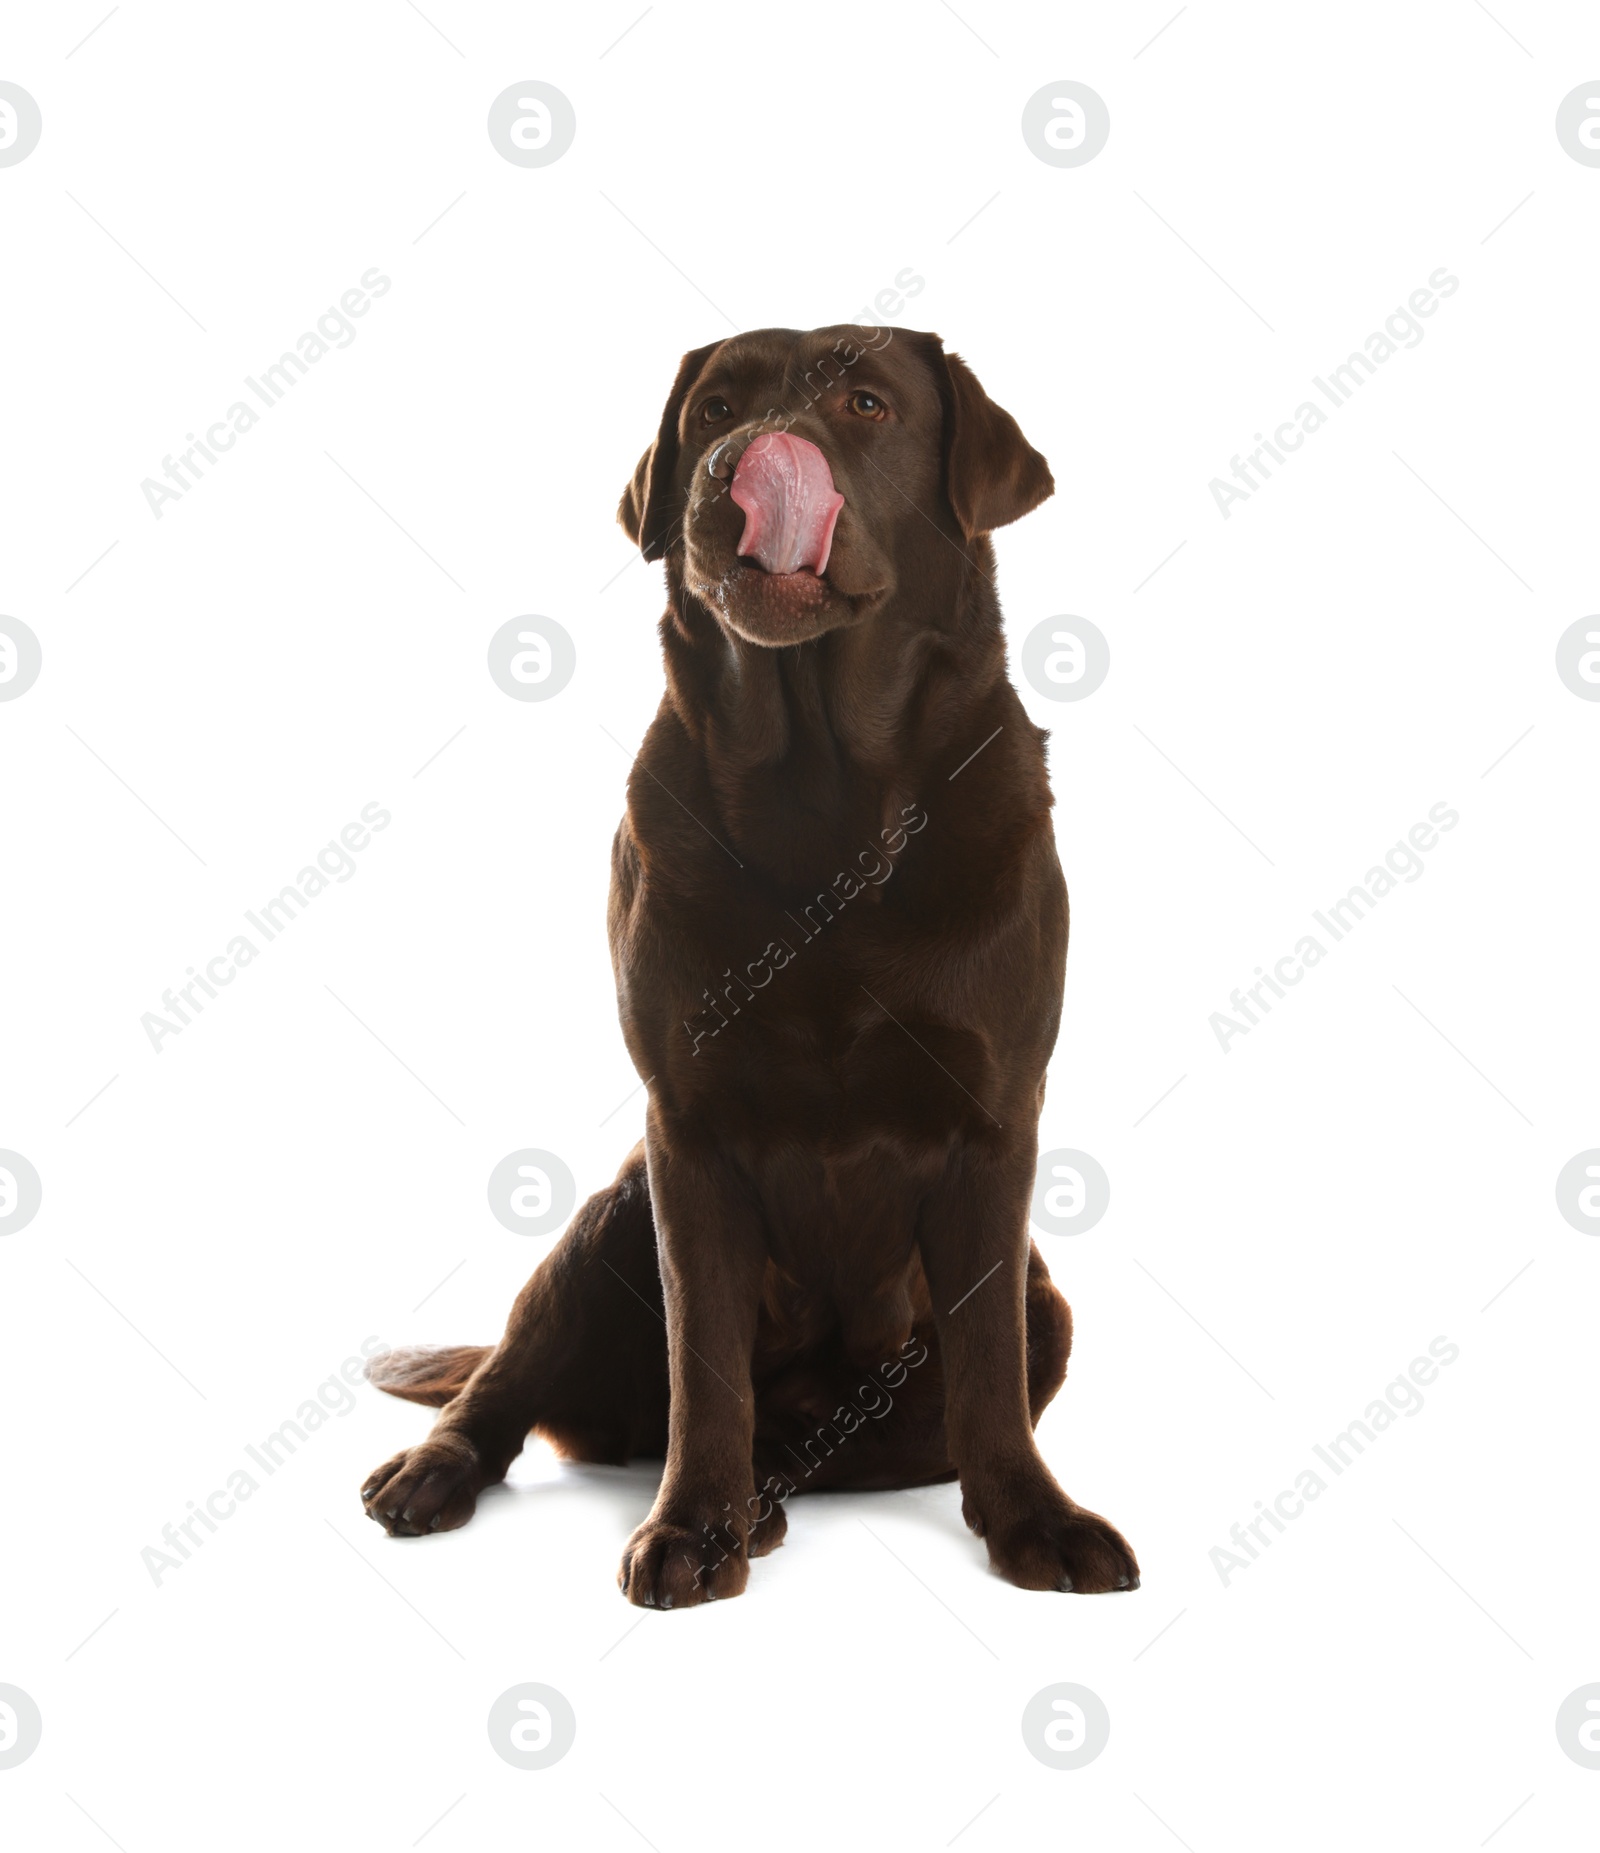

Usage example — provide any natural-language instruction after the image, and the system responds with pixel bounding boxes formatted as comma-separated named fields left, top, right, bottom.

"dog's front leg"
left=618, top=1114, right=778, bottom=1608
left=918, top=1138, right=1140, bottom=1595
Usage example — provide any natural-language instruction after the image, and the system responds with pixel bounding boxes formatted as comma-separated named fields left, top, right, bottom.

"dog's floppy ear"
left=618, top=341, right=721, bottom=561
left=923, top=337, right=1054, bottom=538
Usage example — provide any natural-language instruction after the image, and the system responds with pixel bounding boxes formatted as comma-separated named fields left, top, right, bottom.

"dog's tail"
left=364, top=1343, right=490, bottom=1407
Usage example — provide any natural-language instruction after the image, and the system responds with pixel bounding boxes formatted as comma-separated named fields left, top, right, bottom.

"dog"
left=360, top=325, right=1140, bottom=1607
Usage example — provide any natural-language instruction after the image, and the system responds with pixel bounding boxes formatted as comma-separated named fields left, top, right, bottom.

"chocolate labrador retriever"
left=360, top=325, right=1139, bottom=1607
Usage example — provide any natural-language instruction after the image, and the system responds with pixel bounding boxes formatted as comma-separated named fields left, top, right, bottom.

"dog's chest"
left=679, top=934, right=995, bottom=1149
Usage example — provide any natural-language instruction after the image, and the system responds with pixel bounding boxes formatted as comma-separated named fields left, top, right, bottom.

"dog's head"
left=618, top=326, right=1053, bottom=647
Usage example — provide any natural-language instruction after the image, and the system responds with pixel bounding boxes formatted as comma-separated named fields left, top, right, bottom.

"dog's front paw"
left=361, top=1435, right=484, bottom=1538
left=618, top=1513, right=751, bottom=1609
left=965, top=1482, right=1139, bottom=1594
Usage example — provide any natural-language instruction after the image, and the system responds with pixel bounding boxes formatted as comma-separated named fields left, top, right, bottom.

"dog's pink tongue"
left=730, top=434, right=844, bottom=577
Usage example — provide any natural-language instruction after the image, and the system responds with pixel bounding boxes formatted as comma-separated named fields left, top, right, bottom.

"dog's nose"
left=729, top=433, right=844, bottom=577
left=707, top=439, right=742, bottom=481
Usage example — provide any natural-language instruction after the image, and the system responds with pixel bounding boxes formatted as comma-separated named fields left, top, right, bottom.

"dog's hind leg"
left=360, top=1141, right=669, bottom=1538
left=753, top=1243, right=1071, bottom=1496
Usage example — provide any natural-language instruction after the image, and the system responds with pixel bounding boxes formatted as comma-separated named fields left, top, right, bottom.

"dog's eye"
left=846, top=390, right=887, bottom=420
left=701, top=398, right=732, bottom=424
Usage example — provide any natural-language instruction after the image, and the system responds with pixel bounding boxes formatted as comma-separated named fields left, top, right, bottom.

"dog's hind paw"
left=361, top=1434, right=485, bottom=1538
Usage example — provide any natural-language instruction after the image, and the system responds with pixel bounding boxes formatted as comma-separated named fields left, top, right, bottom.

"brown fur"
left=361, top=326, right=1139, bottom=1605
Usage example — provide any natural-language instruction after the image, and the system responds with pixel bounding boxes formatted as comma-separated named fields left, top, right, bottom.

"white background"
left=3, top=1, right=1598, bottom=1846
